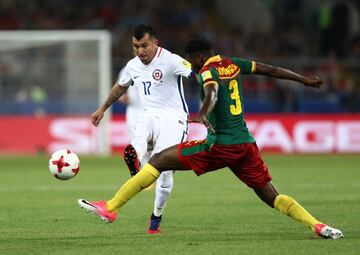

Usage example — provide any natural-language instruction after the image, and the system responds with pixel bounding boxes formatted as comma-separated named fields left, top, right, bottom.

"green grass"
left=0, top=154, right=359, bottom=255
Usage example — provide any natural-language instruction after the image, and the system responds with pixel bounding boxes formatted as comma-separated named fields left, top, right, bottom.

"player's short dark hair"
left=185, top=38, right=212, bottom=55
left=133, top=24, right=156, bottom=40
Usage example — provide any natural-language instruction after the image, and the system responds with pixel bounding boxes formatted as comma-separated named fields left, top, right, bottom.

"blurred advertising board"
left=0, top=114, right=360, bottom=154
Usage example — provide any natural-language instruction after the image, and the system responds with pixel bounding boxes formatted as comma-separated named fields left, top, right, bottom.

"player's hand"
left=188, top=115, right=215, bottom=133
left=91, top=109, right=104, bottom=127
left=302, top=76, right=323, bottom=89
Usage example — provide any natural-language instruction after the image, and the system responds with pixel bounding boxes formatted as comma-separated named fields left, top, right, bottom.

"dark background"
left=0, top=0, right=359, bottom=113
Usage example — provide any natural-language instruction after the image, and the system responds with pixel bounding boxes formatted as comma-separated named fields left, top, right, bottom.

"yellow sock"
left=106, top=163, right=160, bottom=212
left=144, top=182, right=156, bottom=191
left=274, top=194, right=322, bottom=231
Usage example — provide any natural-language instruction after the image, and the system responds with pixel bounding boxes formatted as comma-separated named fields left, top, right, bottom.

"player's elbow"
left=255, top=63, right=276, bottom=76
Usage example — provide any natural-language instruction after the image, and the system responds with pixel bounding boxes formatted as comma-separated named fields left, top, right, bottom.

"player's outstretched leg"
left=77, top=145, right=185, bottom=228
left=124, top=144, right=141, bottom=176
left=274, top=194, right=344, bottom=239
left=78, top=163, right=160, bottom=223
left=253, top=182, right=344, bottom=239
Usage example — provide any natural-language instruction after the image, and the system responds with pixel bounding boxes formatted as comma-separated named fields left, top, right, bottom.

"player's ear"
left=153, top=38, right=158, bottom=46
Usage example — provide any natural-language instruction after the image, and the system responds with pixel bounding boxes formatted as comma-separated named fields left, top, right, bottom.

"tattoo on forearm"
left=105, top=87, right=122, bottom=108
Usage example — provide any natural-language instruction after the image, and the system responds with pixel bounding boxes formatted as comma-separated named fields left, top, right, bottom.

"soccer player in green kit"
left=78, top=38, right=343, bottom=239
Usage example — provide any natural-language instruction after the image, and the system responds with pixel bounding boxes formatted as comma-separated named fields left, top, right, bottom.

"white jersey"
left=126, top=85, right=143, bottom=110
left=118, top=47, right=192, bottom=120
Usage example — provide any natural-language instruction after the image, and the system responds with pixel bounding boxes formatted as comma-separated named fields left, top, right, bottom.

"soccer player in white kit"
left=119, top=86, right=153, bottom=190
left=89, top=24, right=192, bottom=234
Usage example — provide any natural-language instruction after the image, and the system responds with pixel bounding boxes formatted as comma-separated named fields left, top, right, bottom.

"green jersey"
left=197, top=55, right=256, bottom=145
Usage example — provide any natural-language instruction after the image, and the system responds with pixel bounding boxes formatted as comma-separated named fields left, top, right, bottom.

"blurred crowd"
left=0, top=0, right=359, bottom=113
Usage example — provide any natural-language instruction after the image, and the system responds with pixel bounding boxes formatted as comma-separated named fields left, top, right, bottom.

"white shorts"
left=125, top=106, right=144, bottom=139
left=132, top=112, right=188, bottom=161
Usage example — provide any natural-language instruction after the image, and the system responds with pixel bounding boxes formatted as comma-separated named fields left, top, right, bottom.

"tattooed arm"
left=91, top=83, right=129, bottom=127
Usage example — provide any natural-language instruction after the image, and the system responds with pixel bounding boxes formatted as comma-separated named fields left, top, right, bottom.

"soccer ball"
left=49, top=149, right=80, bottom=180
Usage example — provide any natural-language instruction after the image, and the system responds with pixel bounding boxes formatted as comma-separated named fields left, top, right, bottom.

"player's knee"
left=149, top=152, right=166, bottom=171
left=267, top=193, right=278, bottom=207
left=253, top=185, right=278, bottom=208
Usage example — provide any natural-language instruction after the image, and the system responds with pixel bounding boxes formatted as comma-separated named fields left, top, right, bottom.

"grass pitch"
left=0, top=154, right=359, bottom=255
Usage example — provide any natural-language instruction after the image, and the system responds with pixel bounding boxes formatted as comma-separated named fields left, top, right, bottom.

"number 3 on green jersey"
left=228, top=79, right=242, bottom=115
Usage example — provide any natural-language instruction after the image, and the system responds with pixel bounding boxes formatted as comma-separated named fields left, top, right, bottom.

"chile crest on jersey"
left=152, top=69, right=163, bottom=81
